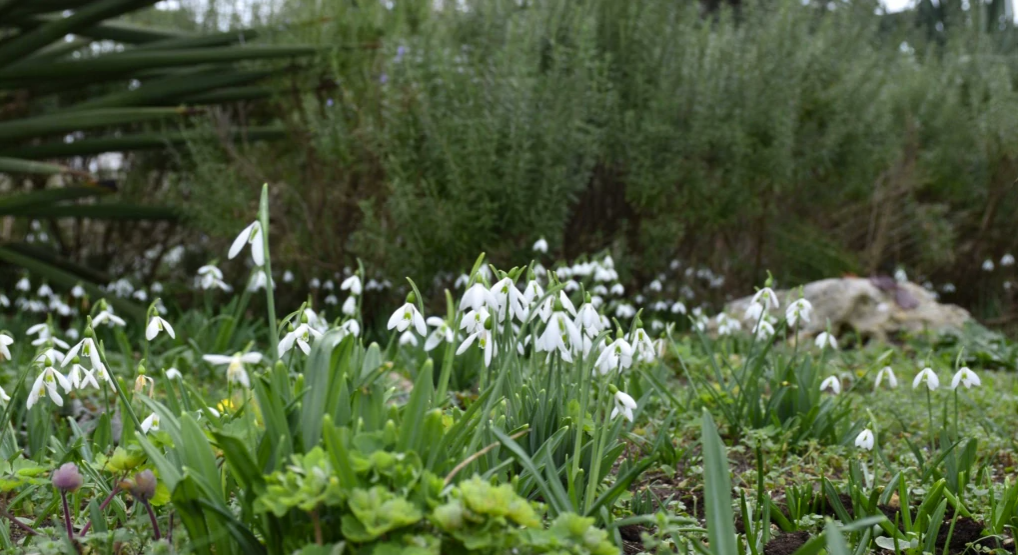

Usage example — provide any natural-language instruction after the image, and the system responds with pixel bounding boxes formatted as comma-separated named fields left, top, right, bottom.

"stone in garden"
left=724, top=277, right=971, bottom=342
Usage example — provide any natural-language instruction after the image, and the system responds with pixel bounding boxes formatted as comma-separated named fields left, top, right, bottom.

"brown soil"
left=763, top=531, right=811, bottom=555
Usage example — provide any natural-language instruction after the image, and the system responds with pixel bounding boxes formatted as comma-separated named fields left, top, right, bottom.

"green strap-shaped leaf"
left=0, top=156, right=76, bottom=176
left=0, top=0, right=163, bottom=68
left=69, top=69, right=273, bottom=111
left=12, top=202, right=180, bottom=221
left=6, top=126, right=285, bottom=158
left=701, top=410, right=740, bottom=555
left=0, top=185, right=109, bottom=215
left=0, top=107, right=183, bottom=142
left=0, top=45, right=316, bottom=81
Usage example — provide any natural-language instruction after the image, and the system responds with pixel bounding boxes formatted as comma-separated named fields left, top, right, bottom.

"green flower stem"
left=571, top=341, right=591, bottom=480
left=258, top=183, right=279, bottom=361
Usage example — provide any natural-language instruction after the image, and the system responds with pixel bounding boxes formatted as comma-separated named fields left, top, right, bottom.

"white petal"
left=203, top=354, right=233, bottom=365
left=240, top=352, right=263, bottom=364
left=228, top=222, right=256, bottom=260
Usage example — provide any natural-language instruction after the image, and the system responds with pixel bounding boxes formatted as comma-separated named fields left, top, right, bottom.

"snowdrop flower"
left=399, top=331, right=419, bottom=347
left=854, top=429, right=874, bottom=451
left=15, top=277, right=30, bottom=292
left=228, top=221, right=265, bottom=267
left=70, top=284, right=86, bottom=299
left=460, top=283, right=497, bottom=312
left=0, top=334, right=12, bottom=360
left=0, top=386, right=8, bottom=402
left=132, top=290, right=148, bottom=302
left=820, top=376, right=841, bottom=395
left=648, top=279, right=663, bottom=292
left=785, top=298, right=813, bottom=327
left=874, top=367, right=897, bottom=389
left=279, top=323, right=323, bottom=356
left=282, top=270, right=294, bottom=283
left=533, top=237, right=549, bottom=253
left=744, top=302, right=765, bottom=322
left=0, top=294, right=8, bottom=307
left=1002, top=254, right=1015, bottom=267
left=341, top=275, right=362, bottom=296
left=247, top=272, right=273, bottom=292
left=388, top=300, right=427, bottom=336
left=325, top=295, right=338, bottom=305
left=615, top=303, right=636, bottom=319
left=535, top=312, right=582, bottom=362
left=145, top=315, right=175, bottom=341
left=594, top=337, right=633, bottom=375
left=950, top=367, right=980, bottom=390
left=63, top=337, right=102, bottom=370
left=424, top=317, right=455, bottom=351
left=894, top=268, right=907, bottom=283
left=341, top=296, right=356, bottom=316
left=611, top=390, right=638, bottom=422
left=338, top=319, right=360, bottom=339
left=522, top=281, right=544, bottom=305
left=912, top=368, right=939, bottom=391
left=37, top=283, right=53, bottom=297
left=982, top=259, right=995, bottom=272
left=751, top=287, right=778, bottom=310
left=575, top=302, right=603, bottom=337
left=457, top=328, right=497, bottom=367
left=461, top=307, right=491, bottom=335
left=323, top=279, right=335, bottom=291
left=92, top=307, right=126, bottom=328
left=68, top=365, right=100, bottom=390
left=754, top=320, right=775, bottom=340
left=27, top=366, right=72, bottom=409
left=610, top=283, right=625, bottom=296
left=165, top=367, right=182, bottom=380
left=140, top=413, right=160, bottom=434
left=631, top=328, right=657, bottom=363
left=36, top=349, right=65, bottom=366
left=309, top=277, right=321, bottom=289
left=197, top=264, right=231, bottom=292
left=491, top=277, right=527, bottom=322
left=717, top=313, right=741, bottom=336
left=203, top=352, right=262, bottom=388
left=563, top=280, right=580, bottom=293
left=815, top=331, right=837, bottom=350
left=453, top=274, right=470, bottom=289
left=671, top=302, right=687, bottom=315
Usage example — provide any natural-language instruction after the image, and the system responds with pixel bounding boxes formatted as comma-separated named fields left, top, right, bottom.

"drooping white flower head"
left=424, top=317, right=455, bottom=351
left=744, top=302, right=765, bottom=322
left=533, top=237, right=549, bottom=253
left=575, top=302, right=602, bottom=337
left=785, top=298, right=813, bottom=328
left=145, top=315, right=175, bottom=342
left=490, top=277, right=527, bottom=323
left=815, top=331, right=837, bottom=350
left=854, top=429, right=874, bottom=451
left=874, top=366, right=897, bottom=390
left=594, top=337, right=633, bottom=375
left=535, top=311, right=582, bottom=363
left=399, top=331, right=419, bottom=347
left=165, top=367, right=182, bottom=380
left=15, top=277, right=30, bottom=292
left=63, top=337, right=102, bottom=370
left=92, top=307, right=126, bottom=328
left=1002, top=253, right=1016, bottom=267
left=228, top=221, right=265, bottom=267
left=456, top=328, right=497, bottom=367
left=671, top=302, right=687, bottom=315
left=279, top=323, right=323, bottom=357
left=140, top=413, right=160, bottom=434
left=27, top=367, right=72, bottom=409
left=751, top=287, right=779, bottom=311
left=71, top=284, right=86, bottom=299
left=203, top=352, right=262, bottom=388
left=611, top=390, right=638, bottom=423
left=950, top=367, right=980, bottom=390
left=0, top=334, right=13, bottom=361
left=912, top=368, right=939, bottom=391
left=820, top=375, right=841, bottom=395
left=460, top=283, right=497, bottom=313
left=341, top=275, right=362, bottom=296
left=754, top=320, right=775, bottom=341
left=387, top=302, right=427, bottom=336
left=982, top=259, right=995, bottom=272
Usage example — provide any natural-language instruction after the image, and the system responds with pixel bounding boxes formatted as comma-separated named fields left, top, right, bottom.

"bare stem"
left=0, top=503, right=42, bottom=537
left=144, top=501, right=161, bottom=541
left=79, top=485, right=120, bottom=537
left=60, top=490, right=74, bottom=541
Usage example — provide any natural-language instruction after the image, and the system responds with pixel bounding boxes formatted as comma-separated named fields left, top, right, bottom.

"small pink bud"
left=52, top=462, right=83, bottom=492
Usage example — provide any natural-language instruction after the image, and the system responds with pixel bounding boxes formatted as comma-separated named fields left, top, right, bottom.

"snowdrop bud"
left=52, top=462, right=83, bottom=492
left=484, top=316, right=494, bottom=331
left=608, top=384, right=619, bottom=394
left=820, top=376, right=841, bottom=395
left=406, top=291, right=417, bottom=304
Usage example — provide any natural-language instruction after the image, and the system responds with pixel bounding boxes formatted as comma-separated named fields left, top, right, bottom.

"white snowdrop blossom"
left=522, top=281, right=544, bottom=305
left=325, top=295, right=338, bottom=305
left=631, top=328, right=657, bottom=363
left=982, top=259, right=995, bottom=272
left=387, top=302, right=427, bottom=336
left=460, top=283, right=497, bottom=313
left=575, top=303, right=602, bottom=337
left=342, top=296, right=357, bottom=316
left=913, top=368, right=940, bottom=391
left=874, top=367, right=897, bottom=390
left=615, top=303, right=636, bottom=319
left=785, top=298, right=813, bottom=327
left=92, top=307, right=126, bottom=328
left=671, top=302, right=687, bottom=315
left=279, top=324, right=323, bottom=356
left=594, top=337, right=633, bottom=375
left=228, top=221, right=265, bottom=267
left=140, top=413, right=160, bottom=434
left=820, top=375, right=841, bottom=395
left=535, top=312, right=582, bottom=362
left=611, top=390, right=638, bottom=422
left=37, top=283, right=53, bottom=297
left=815, top=331, right=837, bottom=350
left=648, top=279, right=663, bottom=292
left=71, top=284, right=86, bottom=298
left=424, top=317, right=455, bottom=351
left=855, top=429, right=874, bottom=451
left=282, top=270, right=295, bottom=283
left=457, top=328, right=497, bottom=367
left=0, top=334, right=12, bottom=360
left=490, top=277, right=527, bottom=322
left=145, top=315, right=175, bottom=341
left=950, top=367, right=981, bottom=390
left=399, top=331, right=419, bottom=347
left=247, top=272, right=274, bottom=292
left=1002, top=254, right=1015, bottom=267
left=203, top=352, right=262, bottom=388
left=197, top=265, right=231, bottom=292
left=63, top=337, right=102, bottom=370
left=15, top=277, right=30, bottom=292
left=341, top=275, right=362, bottom=296
left=0, top=386, right=9, bottom=402
left=533, top=237, right=549, bottom=253
left=610, top=283, right=625, bottom=296
left=461, top=308, right=491, bottom=335
left=744, top=302, right=765, bottom=322
left=68, top=365, right=100, bottom=390
left=751, top=287, right=778, bottom=310
left=165, top=367, right=182, bottom=380
left=754, top=320, right=775, bottom=341
left=27, top=366, right=72, bottom=409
